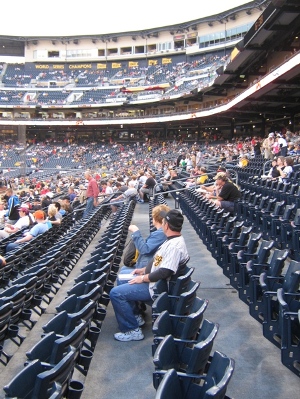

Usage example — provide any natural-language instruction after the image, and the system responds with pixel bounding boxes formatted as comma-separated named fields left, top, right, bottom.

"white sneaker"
left=135, top=314, right=145, bottom=326
left=114, top=328, right=144, bottom=341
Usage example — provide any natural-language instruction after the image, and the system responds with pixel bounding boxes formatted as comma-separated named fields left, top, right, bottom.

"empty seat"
left=152, top=299, right=209, bottom=354
left=153, top=321, right=219, bottom=389
left=154, top=351, right=235, bottom=399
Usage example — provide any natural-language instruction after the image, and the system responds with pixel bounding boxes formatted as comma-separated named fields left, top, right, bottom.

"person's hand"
left=132, top=268, right=145, bottom=275
left=129, top=224, right=139, bottom=233
left=129, top=275, right=144, bottom=285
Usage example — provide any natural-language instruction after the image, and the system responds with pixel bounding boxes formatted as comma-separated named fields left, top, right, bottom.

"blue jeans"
left=6, top=242, right=22, bottom=253
left=83, top=197, right=95, bottom=218
left=110, top=282, right=152, bottom=332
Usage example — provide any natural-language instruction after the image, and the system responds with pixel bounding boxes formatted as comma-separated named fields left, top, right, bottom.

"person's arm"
left=0, top=255, right=6, bottom=267
left=130, top=227, right=164, bottom=255
left=129, top=267, right=173, bottom=284
left=15, top=234, right=33, bottom=244
left=4, top=224, right=19, bottom=233
left=50, top=218, right=61, bottom=226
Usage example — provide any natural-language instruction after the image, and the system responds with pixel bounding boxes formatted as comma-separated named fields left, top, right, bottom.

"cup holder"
left=94, top=307, right=106, bottom=322
left=8, top=325, right=19, bottom=338
left=98, top=293, right=110, bottom=307
left=21, top=309, right=32, bottom=320
left=67, top=380, right=84, bottom=399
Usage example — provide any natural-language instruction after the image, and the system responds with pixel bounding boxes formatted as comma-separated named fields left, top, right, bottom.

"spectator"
left=138, top=172, right=156, bottom=203
left=3, top=188, right=20, bottom=224
left=206, top=172, right=241, bottom=214
left=261, top=158, right=281, bottom=179
left=6, top=210, right=51, bottom=253
left=110, top=209, right=189, bottom=342
left=47, top=203, right=61, bottom=227
left=41, top=194, right=52, bottom=210
left=83, top=170, right=99, bottom=218
left=277, top=133, right=288, bottom=156
left=68, top=187, right=77, bottom=202
left=110, top=182, right=138, bottom=215
left=61, top=196, right=73, bottom=213
left=279, top=156, right=294, bottom=181
left=0, top=206, right=31, bottom=239
left=118, top=204, right=170, bottom=275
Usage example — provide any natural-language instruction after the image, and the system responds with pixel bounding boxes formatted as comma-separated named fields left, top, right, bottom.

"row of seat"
left=0, top=204, right=110, bottom=368
left=179, top=188, right=300, bottom=377
left=147, top=194, right=236, bottom=398
left=2, top=200, right=136, bottom=398
left=151, top=268, right=235, bottom=398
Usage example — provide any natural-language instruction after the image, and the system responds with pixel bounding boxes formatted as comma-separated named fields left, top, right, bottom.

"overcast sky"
left=5, top=0, right=251, bottom=36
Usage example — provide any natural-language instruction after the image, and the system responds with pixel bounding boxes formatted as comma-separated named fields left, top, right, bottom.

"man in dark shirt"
left=138, top=172, right=156, bottom=203
left=207, top=173, right=240, bottom=213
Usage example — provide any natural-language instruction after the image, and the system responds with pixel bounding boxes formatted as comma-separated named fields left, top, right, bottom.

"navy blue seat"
left=154, top=351, right=235, bottom=399
left=152, top=299, right=209, bottom=354
left=153, top=321, right=219, bottom=389
left=248, top=249, right=289, bottom=322
left=152, top=282, right=200, bottom=322
left=277, top=287, right=300, bottom=376
left=262, top=261, right=300, bottom=346
left=3, top=348, right=76, bottom=399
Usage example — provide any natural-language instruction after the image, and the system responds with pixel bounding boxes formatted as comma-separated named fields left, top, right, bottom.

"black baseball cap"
left=160, top=209, right=184, bottom=229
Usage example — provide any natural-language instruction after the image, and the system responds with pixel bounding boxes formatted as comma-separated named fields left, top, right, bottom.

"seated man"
left=138, top=172, right=156, bottom=203
left=110, top=209, right=189, bottom=342
left=206, top=172, right=241, bottom=214
left=6, top=210, right=51, bottom=253
left=110, top=182, right=138, bottom=215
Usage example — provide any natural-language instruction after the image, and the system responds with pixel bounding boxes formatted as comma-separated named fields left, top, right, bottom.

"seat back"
left=152, top=282, right=199, bottom=316
left=266, top=249, right=289, bottom=277
left=254, top=239, right=274, bottom=264
left=3, top=359, right=45, bottom=399
left=32, top=348, right=76, bottom=399
left=65, top=300, right=97, bottom=335
left=50, top=321, right=87, bottom=364
left=0, top=302, right=13, bottom=342
left=282, top=261, right=300, bottom=293
left=185, top=320, right=219, bottom=374
left=236, top=226, right=253, bottom=247
left=152, top=299, right=209, bottom=341
left=153, top=266, right=194, bottom=297
left=42, top=311, right=68, bottom=335
left=172, top=282, right=200, bottom=315
left=154, top=368, right=182, bottom=399
left=26, top=332, right=57, bottom=363
left=191, top=351, right=235, bottom=399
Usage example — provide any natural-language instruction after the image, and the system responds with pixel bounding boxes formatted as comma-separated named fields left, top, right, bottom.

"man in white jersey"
left=110, top=209, right=189, bottom=342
